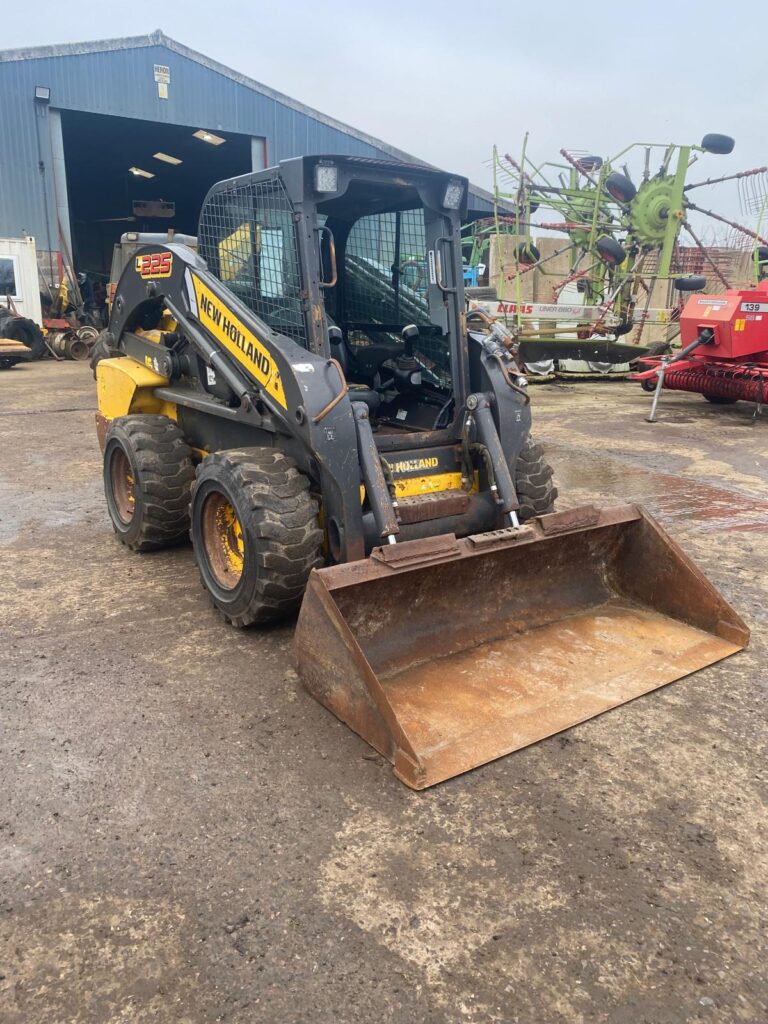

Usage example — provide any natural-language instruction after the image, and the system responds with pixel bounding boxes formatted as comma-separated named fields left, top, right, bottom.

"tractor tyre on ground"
left=0, top=310, right=46, bottom=359
left=515, top=437, right=558, bottom=521
left=191, top=449, right=324, bottom=627
left=103, top=415, right=195, bottom=551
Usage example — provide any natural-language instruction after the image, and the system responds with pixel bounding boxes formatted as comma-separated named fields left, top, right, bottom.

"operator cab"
left=197, top=156, right=468, bottom=438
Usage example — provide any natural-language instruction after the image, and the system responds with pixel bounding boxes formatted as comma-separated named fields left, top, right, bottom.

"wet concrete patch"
left=551, top=442, right=768, bottom=533
left=1, top=364, right=766, bottom=1024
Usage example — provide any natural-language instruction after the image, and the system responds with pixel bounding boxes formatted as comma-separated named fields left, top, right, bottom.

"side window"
left=199, top=179, right=308, bottom=347
left=0, top=256, right=19, bottom=299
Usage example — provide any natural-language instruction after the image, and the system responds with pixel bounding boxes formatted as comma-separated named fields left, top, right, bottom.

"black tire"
left=674, top=275, right=707, bottom=292
left=701, top=133, right=735, bottom=155
left=103, top=415, right=194, bottom=551
left=515, top=437, right=557, bottom=521
left=605, top=171, right=637, bottom=204
left=516, top=242, right=540, bottom=266
left=0, top=358, right=18, bottom=370
left=596, top=235, right=627, bottom=266
left=577, top=155, right=603, bottom=172
left=89, top=330, right=118, bottom=375
left=0, top=311, right=46, bottom=359
left=703, top=394, right=737, bottom=405
left=191, top=449, right=324, bottom=627
left=641, top=378, right=658, bottom=393
left=465, top=286, right=498, bottom=301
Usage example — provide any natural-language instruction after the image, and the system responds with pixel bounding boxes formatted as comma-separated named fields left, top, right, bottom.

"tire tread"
left=516, top=436, right=558, bottom=520
left=192, top=448, right=323, bottom=627
left=107, top=415, right=194, bottom=551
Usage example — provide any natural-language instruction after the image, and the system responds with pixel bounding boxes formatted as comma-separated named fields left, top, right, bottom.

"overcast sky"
left=4, top=0, right=766, bottom=231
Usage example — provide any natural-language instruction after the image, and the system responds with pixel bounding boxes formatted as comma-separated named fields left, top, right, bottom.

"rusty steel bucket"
left=294, top=504, right=748, bottom=790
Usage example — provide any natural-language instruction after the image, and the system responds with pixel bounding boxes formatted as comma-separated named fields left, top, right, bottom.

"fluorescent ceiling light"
left=129, top=166, right=155, bottom=179
left=153, top=152, right=182, bottom=165
left=193, top=129, right=226, bottom=146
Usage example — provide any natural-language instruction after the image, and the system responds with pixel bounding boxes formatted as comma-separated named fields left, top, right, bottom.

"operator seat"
left=328, top=326, right=381, bottom=413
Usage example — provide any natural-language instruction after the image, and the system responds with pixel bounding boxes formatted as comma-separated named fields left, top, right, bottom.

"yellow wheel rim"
left=111, top=448, right=135, bottom=524
left=202, top=491, right=245, bottom=589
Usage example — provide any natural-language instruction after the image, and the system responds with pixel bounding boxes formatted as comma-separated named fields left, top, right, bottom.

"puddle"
left=551, top=444, right=768, bottom=533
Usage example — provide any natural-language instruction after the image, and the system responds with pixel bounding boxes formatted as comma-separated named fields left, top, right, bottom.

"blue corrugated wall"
left=0, top=42, right=392, bottom=251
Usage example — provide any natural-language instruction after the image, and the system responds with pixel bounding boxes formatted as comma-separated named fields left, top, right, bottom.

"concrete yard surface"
left=1, top=362, right=766, bottom=1024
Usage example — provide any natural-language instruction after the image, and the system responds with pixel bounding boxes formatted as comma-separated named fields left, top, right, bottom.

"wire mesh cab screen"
left=198, top=177, right=308, bottom=346
left=345, top=210, right=430, bottom=326
left=331, top=204, right=453, bottom=390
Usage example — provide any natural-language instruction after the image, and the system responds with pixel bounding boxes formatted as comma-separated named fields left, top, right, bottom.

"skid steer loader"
left=93, top=155, right=747, bottom=789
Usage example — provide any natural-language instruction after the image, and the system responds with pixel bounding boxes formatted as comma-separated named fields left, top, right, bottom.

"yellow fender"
left=95, top=357, right=176, bottom=450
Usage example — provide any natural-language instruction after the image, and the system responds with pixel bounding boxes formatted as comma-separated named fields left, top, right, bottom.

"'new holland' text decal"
left=191, top=275, right=287, bottom=409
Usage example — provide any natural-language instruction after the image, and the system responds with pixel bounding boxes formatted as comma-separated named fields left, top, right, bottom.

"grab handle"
left=433, top=237, right=456, bottom=294
left=319, top=226, right=338, bottom=289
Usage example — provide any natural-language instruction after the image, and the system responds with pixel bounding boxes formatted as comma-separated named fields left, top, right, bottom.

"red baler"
left=636, top=280, right=768, bottom=413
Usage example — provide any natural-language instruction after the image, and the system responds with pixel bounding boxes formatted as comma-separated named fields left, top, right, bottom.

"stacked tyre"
left=0, top=308, right=46, bottom=360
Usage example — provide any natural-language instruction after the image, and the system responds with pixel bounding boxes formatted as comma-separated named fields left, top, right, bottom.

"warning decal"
left=191, top=275, right=287, bottom=408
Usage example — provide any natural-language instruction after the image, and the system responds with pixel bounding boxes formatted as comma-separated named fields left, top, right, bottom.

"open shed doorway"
left=60, top=110, right=254, bottom=277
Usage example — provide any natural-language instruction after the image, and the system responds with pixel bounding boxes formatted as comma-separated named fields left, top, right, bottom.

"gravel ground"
left=1, top=362, right=766, bottom=1024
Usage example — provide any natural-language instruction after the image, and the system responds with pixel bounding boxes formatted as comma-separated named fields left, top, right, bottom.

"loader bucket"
left=295, top=505, right=748, bottom=790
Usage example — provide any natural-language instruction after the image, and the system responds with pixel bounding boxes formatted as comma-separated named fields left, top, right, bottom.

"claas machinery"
left=92, top=156, right=747, bottom=789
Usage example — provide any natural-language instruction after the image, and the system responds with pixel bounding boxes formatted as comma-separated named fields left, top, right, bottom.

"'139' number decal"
left=135, top=252, right=173, bottom=279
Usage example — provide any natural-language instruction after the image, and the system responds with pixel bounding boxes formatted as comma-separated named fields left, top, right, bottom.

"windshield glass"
left=327, top=206, right=452, bottom=391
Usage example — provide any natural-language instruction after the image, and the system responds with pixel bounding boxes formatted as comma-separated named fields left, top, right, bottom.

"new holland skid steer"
left=93, top=155, right=747, bottom=789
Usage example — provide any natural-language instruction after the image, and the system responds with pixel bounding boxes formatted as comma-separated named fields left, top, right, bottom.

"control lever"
left=394, top=324, right=422, bottom=393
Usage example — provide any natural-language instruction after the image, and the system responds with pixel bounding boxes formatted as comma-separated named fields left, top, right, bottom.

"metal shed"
left=0, top=31, right=494, bottom=284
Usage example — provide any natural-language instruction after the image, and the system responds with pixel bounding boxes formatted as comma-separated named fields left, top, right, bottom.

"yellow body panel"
left=96, top=357, right=176, bottom=421
left=135, top=329, right=165, bottom=345
left=394, top=471, right=465, bottom=497
left=191, top=274, right=287, bottom=409
left=361, top=471, right=478, bottom=504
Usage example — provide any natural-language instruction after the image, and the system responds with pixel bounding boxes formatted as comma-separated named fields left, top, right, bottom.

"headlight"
left=442, top=179, right=464, bottom=210
left=314, top=163, right=338, bottom=194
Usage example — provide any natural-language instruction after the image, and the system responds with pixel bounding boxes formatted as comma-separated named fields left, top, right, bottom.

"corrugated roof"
left=0, top=30, right=499, bottom=210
